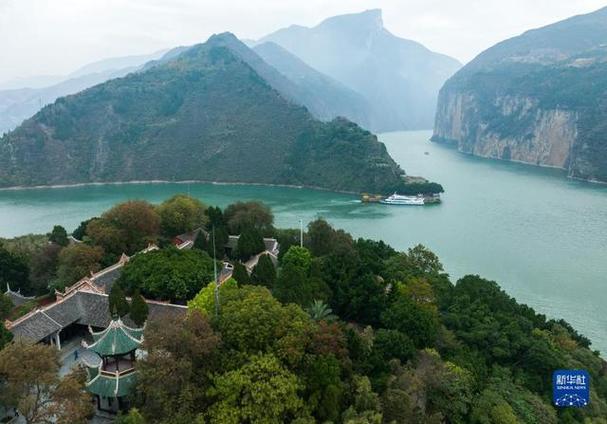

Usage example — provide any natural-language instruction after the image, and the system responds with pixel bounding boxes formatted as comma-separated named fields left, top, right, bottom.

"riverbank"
left=0, top=179, right=358, bottom=195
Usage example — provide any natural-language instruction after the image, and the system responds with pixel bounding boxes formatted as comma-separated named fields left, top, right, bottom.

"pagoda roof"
left=84, top=318, right=143, bottom=357
left=86, top=369, right=137, bottom=398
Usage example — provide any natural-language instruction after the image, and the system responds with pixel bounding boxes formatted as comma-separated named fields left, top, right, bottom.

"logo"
left=553, top=369, right=590, bottom=407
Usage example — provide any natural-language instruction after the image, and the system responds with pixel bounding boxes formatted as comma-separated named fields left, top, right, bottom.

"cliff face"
left=433, top=6, right=607, bottom=182
left=434, top=91, right=578, bottom=169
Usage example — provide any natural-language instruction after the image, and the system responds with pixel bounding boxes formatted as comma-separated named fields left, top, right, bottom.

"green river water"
left=1, top=130, right=606, bottom=353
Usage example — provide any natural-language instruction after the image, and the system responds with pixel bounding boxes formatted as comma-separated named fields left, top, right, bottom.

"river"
left=1, top=130, right=606, bottom=353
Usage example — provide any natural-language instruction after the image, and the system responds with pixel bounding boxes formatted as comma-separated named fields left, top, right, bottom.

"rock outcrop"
left=433, top=6, right=607, bottom=182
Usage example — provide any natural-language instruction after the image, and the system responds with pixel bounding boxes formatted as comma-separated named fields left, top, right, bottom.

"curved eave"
left=86, top=370, right=137, bottom=398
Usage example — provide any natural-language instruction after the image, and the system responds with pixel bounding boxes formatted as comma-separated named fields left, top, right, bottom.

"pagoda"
left=81, top=318, right=144, bottom=411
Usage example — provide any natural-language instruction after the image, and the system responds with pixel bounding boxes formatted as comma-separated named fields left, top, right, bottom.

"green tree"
left=373, top=329, right=415, bottom=363
left=29, top=243, right=62, bottom=295
left=129, top=290, right=149, bottom=326
left=274, top=246, right=329, bottom=306
left=71, top=217, right=97, bottom=241
left=207, top=354, right=305, bottom=424
left=0, top=292, right=13, bottom=320
left=231, top=262, right=250, bottom=285
left=109, top=284, right=130, bottom=318
left=307, top=218, right=335, bottom=257
left=381, top=296, right=439, bottom=349
left=250, top=253, right=276, bottom=288
left=135, top=311, right=220, bottom=422
left=188, top=278, right=238, bottom=317
left=0, top=323, right=13, bottom=350
left=205, top=225, right=229, bottom=260
left=48, top=225, right=69, bottom=246
left=218, top=286, right=313, bottom=367
left=303, top=354, right=344, bottom=423
left=118, top=247, right=214, bottom=302
left=116, top=408, right=146, bottom=424
left=54, top=243, right=103, bottom=290
left=306, top=300, right=336, bottom=322
left=157, top=194, right=207, bottom=237
left=234, top=227, right=265, bottom=261
left=341, top=375, right=382, bottom=424
left=0, top=243, right=30, bottom=294
left=224, top=201, right=274, bottom=235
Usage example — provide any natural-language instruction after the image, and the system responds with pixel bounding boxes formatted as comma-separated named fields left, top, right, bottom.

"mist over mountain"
left=260, top=9, right=461, bottom=131
left=434, top=6, right=607, bottom=182
left=253, top=41, right=373, bottom=128
left=0, top=50, right=167, bottom=135
left=0, top=33, right=408, bottom=193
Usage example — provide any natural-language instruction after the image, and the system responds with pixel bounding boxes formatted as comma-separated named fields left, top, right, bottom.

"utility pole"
left=212, top=225, right=219, bottom=318
left=299, top=219, right=303, bottom=247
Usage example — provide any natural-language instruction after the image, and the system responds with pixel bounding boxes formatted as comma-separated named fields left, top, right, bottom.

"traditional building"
left=82, top=318, right=143, bottom=410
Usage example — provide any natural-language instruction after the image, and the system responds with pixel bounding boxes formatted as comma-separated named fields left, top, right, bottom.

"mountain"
left=253, top=41, right=373, bottom=128
left=0, top=50, right=167, bottom=135
left=0, top=33, right=410, bottom=194
left=259, top=9, right=461, bottom=131
left=433, top=6, right=607, bottom=182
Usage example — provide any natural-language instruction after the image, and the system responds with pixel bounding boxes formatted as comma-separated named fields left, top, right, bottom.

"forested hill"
left=433, top=6, right=607, bottom=182
left=0, top=33, right=409, bottom=194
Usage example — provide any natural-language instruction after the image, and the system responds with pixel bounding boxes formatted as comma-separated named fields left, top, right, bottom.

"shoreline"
left=0, top=179, right=360, bottom=196
left=430, top=137, right=607, bottom=185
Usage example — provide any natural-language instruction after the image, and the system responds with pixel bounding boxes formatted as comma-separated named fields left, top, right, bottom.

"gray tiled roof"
left=9, top=291, right=187, bottom=344
left=91, top=266, right=123, bottom=293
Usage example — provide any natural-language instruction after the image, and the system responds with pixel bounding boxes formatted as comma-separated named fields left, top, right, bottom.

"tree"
left=0, top=323, right=12, bottom=350
left=129, top=290, right=149, bottom=326
left=48, top=225, right=69, bottom=246
left=188, top=278, right=239, bottom=317
left=384, top=245, right=443, bottom=283
left=118, top=247, right=214, bottom=302
left=234, top=227, right=265, bottom=261
left=381, top=296, right=440, bottom=349
left=108, top=284, right=130, bottom=318
left=135, top=311, right=220, bottom=422
left=204, top=225, right=229, bottom=260
left=0, top=292, right=13, bottom=320
left=48, top=367, right=95, bottom=424
left=250, top=253, right=276, bottom=288
left=207, top=354, right=305, bottom=423
left=0, top=341, right=93, bottom=424
left=224, top=201, right=274, bottom=234
left=373, top=329, right=415, bottom=364
left=307, top=219, right=335, bottom=257
left=71, top=217, right=97, bottom=241
left=218, top=286, right=313, bottom=367
left=341, top=376, right=382, bottom=424
left=157, top=194, right=207, bottom=237
left=274, top=246, right=329, bottom=307
left=116, top=409, right=146, bottom=424
left=0, top=243, right=30, bottom=294
left=29, top=243, right=62, bottom=295
left=87, top=200, right=160, bottom=257
left=306, top=300, right=336, bottom=322
left=54, top=243, right=103, bottom=290
left=231, top=262, right=250, bottom=285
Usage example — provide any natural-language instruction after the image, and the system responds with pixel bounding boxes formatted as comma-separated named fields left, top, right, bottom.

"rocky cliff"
left=433, top=6, right=607, bottom=182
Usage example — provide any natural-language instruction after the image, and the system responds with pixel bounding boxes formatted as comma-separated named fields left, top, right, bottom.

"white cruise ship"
left=380, top=193, right=425, bottom=206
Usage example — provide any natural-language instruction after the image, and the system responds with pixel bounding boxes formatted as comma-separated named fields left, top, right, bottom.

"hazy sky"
left=1, top=0, right=606, bottom=83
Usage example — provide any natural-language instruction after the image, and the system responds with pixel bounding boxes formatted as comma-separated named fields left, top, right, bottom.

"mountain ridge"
left=260, top=9, right=461, bottom=131
left=0, top=33, right=413, bottom=194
